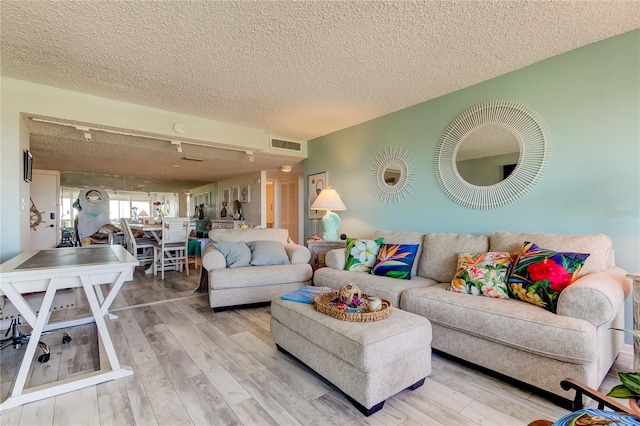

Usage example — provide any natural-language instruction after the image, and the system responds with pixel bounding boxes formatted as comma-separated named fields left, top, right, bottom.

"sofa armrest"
left=557, top=267, right=630, bottom=327
left=325, top=248, right=347, bottom=270
left=202, top=244, right=226, bottom=270
left=285, top=243, right=311, bottom=264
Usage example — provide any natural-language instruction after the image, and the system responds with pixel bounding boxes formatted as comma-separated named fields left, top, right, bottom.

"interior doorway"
left=29, top=170, right=60, bottom=250
left=266, top=178, right=300, bottom=244
left=280, top=179, right=299, bottom=244
left=266, top=182, right=274, bottom=228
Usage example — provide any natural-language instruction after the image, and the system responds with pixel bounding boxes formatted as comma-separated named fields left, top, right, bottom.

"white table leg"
left=0, top=276, right=133, bottom=411
left=9, top=279, right=59, bottom=398
left=80, top=276, right=121, bottom=370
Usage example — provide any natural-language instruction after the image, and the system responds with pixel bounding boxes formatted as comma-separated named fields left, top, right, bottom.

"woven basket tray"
left=313, top=291, right=392, bottom=322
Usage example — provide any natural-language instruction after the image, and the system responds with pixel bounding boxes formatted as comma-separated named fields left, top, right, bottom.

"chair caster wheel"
left=38, top=353, right=50, bottom=363
left=62, top=333, right=72, bottom=344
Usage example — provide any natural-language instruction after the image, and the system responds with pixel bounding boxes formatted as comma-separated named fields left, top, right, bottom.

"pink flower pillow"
left=449, top=252, right=515, bottom=299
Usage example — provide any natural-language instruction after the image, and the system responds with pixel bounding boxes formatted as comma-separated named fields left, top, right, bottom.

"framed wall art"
left=24, top=150, right=33, bottom=183
left=223, top=188, right=230, bottom=204
left=308, top=171, right=327, bottom=219
left=231, top=186, right=239, bottom=202
left=240, top=185, right=250, bottom=203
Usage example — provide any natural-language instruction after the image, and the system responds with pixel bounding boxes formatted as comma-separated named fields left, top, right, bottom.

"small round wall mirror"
left=435, top=100, right=550, bottom=209
left=371, top=147, right=414, bottom=203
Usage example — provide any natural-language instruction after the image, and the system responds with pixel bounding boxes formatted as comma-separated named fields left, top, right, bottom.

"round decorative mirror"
left=84, top=189, right=103, bottom=203
left=456, top=124, right=520, bottom=186
left=371, top=147, right=414, bottom=203
left=435, top=100, right=550, bottom=209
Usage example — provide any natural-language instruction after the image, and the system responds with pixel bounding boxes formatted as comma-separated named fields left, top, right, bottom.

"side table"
left=628, top=272, right=640, bottom=370
left=307, top=239, right=346, bottom=272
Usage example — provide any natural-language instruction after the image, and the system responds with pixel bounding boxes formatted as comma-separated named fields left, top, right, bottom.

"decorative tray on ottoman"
left=313, top=284, right=392, bottom=322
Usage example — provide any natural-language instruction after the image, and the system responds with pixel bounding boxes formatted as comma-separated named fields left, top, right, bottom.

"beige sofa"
left=313, top=230, right=631, bottom=405
left=202, top=228, right=312, bottom=310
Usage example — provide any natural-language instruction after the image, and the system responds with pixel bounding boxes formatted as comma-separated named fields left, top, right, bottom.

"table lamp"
left=310, top=185, right=346, bottom=241
left=138, top=210, right=149, bottom=224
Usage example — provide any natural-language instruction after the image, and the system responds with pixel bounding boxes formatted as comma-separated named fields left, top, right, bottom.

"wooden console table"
left=0, top=245, right=137, bottom=409
left=307, top=239, right=346, bottom=272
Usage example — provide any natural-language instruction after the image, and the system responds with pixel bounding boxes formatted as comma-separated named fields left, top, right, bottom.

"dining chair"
left=121, top=219, right=155, bottom=266
left=153, top=217, right=191, bottom=280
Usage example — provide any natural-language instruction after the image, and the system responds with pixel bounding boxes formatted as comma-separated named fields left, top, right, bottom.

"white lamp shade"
left=310, top=187, right=346, bottom=211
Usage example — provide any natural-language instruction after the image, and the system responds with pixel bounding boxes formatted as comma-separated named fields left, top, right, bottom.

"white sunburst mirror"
left=435, top=100, right=550, bottom=209
left=371, top=147, right=415, bottom=203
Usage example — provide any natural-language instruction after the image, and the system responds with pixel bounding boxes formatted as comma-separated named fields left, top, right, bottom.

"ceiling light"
left=281, top=165, right=292, bottom=172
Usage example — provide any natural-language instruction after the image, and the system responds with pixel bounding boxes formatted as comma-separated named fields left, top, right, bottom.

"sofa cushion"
left=401, top=284, right=598, bottom=364
left=371, top=243, right=419, bottom=280
left=247, top=240, right=291, bottom=266
left=418, top=233, right=489, bottom=282
left=370, top=231, right=425, bottom=277
left=209, top=263, right=312, bottom=289
left=489, top=232, right=613, bottom=276
left=450, top=252, right=513, bottom=299
left=313, top=267, right=437, bottom=307
left=508, top=242, right=590, bottom=313
left=214, top=241, right=251, bottom=268
left=344, top=237, right=384, bottom=272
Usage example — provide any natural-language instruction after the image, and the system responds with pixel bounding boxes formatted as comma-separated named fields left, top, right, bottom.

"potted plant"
left=606, top=329, right=640, bottom=415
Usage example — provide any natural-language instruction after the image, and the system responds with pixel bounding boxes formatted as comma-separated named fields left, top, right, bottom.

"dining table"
left=128, top=222, right=163, bottom=243
left=128, top=223, right=166, bottom=273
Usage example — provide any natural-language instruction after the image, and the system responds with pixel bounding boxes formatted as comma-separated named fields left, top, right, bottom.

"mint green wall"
left=306, top=31, right=639, bottom=330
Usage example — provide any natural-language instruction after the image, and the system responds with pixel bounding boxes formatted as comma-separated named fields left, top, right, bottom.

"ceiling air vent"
left=270, top=138, right=301, bottom=152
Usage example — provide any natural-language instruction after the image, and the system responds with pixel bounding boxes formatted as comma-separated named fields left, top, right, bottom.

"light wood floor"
left=0, top=266, right=633, bottom=426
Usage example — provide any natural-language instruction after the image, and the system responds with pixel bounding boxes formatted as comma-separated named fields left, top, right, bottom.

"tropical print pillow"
left=450, top=252, right=514, bottom=299
left=344, top=237, right=384, bottom=272
left=507, top=241, right=590, bottom=313
left=370, top=244, right=419, bottom=280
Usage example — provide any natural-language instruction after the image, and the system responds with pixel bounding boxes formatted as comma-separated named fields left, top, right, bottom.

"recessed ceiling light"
left=172, top=164, right=180, bottom=168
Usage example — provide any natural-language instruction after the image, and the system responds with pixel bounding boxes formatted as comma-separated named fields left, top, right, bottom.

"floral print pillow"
left=344, top=237, right=384, bottom=272
left=450, top=252, right=514, bottom=299
left=507, top=242, right=590, bottom=313
left=370, top=244, right=419, bottom=280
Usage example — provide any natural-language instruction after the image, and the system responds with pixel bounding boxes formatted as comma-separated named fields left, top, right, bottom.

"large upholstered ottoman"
left=270, top=297, right=432, bottom=415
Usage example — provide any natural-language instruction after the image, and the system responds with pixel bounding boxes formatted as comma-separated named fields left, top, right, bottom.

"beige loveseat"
left=202, top=228, right=312, bottom=310
left=313, top=230, right=631, bottom=405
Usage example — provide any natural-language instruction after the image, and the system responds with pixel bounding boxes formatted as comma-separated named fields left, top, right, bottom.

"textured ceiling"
left=2, top=1, right=639, bottom=190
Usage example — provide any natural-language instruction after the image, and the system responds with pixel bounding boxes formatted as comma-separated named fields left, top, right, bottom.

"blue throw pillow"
left=370, top=244, right=419, bottom=280
left=246, top=240, right=291, bottom=266
left=215, top=241, right=251, bottom=268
